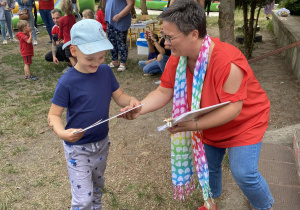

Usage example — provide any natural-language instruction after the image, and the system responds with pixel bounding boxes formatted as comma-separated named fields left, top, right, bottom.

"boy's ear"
left=70, top=46, right=77, bottom=57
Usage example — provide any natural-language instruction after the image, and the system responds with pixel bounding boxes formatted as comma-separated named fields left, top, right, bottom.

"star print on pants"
left=70, top=159, right=77, bottom=167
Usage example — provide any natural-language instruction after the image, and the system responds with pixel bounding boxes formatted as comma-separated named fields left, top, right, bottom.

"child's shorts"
left=23, top=56, right=32, bottom=65
left=64, top=45, right=73, bottom=58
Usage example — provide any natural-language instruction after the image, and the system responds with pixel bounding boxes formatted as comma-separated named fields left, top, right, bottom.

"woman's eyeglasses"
left=161, top=33, right=183, bottom=45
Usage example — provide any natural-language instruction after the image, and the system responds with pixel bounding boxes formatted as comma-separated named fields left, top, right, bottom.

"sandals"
left=117, top=64, right=126, bottom=72
left=108, top=62, right=126, bottom=72
left=108, top=62, right=118, bottom=68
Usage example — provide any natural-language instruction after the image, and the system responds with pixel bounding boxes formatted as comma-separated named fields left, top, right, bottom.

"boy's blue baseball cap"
left=62, top=19, right=113, bottom=55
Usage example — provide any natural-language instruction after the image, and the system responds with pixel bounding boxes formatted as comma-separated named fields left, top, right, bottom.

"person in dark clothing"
left=44, top=9, right=70, bottom=70
left=204, top=0, right=211, bottom=16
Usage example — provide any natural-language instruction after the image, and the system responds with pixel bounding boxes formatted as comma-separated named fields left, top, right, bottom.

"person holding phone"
left=138, top=30, right=171, bottom=81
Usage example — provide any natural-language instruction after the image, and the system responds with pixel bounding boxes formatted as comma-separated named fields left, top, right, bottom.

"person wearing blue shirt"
left=48, top=19, right=141, bottom=209
left=105, top=0, right=134, bottom=72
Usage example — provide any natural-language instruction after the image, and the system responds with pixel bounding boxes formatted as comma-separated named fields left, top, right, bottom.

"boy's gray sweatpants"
left=63, top=136, right=110, bottom=210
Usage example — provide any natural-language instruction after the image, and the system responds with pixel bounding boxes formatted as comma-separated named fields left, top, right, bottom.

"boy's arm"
left=112, top=88, right=139, bottom=107
left=48, top=103, right=85, bottom=143
left=26, top=32, right=33, bottom=43
left=112, top=88, right=141, bottom=119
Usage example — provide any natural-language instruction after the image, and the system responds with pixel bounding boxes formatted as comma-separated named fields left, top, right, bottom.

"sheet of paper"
left=73, top=103, right=145, bottom=134
left=157, top=101, right=230, bottom=132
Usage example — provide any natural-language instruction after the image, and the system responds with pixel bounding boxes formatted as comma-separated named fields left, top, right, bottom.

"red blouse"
left=58, top=15, right=76, bottom=44
left=160, top=38, right=270, bottom=148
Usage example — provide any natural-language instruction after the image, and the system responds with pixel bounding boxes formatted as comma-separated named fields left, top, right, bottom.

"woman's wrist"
left=193, top=118, right=198, bottom=131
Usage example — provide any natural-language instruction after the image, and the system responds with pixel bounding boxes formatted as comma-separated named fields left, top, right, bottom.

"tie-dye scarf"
left=171, top=35, right=212, bottom=204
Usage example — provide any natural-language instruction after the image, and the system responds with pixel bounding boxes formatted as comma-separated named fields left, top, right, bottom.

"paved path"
left=219, top=125, right=300, bottom=210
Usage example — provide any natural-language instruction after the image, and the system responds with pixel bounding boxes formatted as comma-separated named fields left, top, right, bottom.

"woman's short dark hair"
left=158, top=0, right=207, bottom=38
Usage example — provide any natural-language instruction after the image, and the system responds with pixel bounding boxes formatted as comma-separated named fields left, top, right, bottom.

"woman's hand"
left=113, top=14, right=121, bottom=22
left=167, top=120, right=197, bottom=134
left=119, top=98, right=142, bottom=120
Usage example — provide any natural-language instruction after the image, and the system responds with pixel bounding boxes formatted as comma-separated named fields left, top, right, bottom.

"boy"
left=82, top=9, right=94, bottom=19
left=47, top=19, right=140, bottom=209
left=16, top=20, right=38, bottom=80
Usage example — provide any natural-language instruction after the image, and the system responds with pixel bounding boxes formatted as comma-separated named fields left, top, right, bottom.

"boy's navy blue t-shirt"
left=51, top=64, right=119, bottom=145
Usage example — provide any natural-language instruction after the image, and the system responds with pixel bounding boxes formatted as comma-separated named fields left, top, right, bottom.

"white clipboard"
left=157, top=101, right=230, bottom=132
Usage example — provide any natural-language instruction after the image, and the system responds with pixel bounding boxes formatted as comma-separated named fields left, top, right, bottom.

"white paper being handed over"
left=73, top=103, right=145, bottom=134
left=157, top=101, right=230, bottom=132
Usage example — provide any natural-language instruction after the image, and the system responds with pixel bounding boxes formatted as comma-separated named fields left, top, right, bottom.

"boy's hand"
left=120, top=98, right=142, bottom=120
left=59, top=129, right=86, bottom=143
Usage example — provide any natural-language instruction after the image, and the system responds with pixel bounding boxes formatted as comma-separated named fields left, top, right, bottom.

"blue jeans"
left=157, top=54, right=169, bottom=73
left=0, top=20, right=7, bottom=40
left=204, top=142, right=274, bottom=210
left=73, top=3, right=81, bottom=19
left=39, top=9, right=54, bottom=41
left=138, top=60, right=162, bottom=74
left=27, top=7, right=37, bottom=41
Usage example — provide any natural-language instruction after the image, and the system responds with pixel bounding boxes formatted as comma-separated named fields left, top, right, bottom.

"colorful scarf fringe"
left=171, top=35, right=212, bottom=203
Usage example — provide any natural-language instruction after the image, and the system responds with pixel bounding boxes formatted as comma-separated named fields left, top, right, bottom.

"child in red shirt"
left=59, top=0, right=76, bottom=66
left=16, top=20, right=38, bottom=81
left=96, top=4, right=107, bottom=33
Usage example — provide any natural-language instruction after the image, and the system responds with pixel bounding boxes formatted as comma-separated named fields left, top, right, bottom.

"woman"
left=16, top=0, right=37, bottom=45
left=0, top=0, right=17, bottom=44
left=105, top=0, right=134, bottom=72
left=123, top=0, right=274, bottom=209
left=264, top=0, right=275, bottom=20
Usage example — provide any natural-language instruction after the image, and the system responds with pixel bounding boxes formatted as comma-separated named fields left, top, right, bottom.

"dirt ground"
left=1, top=24, right=300, bottom=209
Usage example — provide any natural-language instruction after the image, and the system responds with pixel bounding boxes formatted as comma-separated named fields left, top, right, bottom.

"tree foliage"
left=236, top=0, right=266, bottom=58
left=284, top=0, right=300, bottom=15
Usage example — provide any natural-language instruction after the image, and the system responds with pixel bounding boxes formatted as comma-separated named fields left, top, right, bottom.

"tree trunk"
left=242, top=0, right=250, bottom=58
left=218, top=0, right=235, bottom=45
left=140, top=0, right=148, bottom=15
left=249, top=6, right=262, bottom=57
left=244, top=1, right=257, bottom=59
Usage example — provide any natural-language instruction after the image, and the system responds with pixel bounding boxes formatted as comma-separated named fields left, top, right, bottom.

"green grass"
left=0, top=195, right=12, bottom=210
